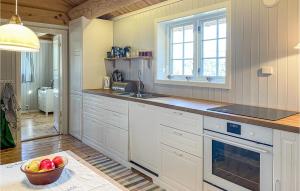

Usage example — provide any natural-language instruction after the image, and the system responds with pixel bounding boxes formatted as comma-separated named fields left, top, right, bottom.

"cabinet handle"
left=173, top=131, right=183, bottom=136
left=173, top=111, right=183, bottom=116
left=275, top=180, right=280, bottom=191
left=173, top=151, right=183, bottom=157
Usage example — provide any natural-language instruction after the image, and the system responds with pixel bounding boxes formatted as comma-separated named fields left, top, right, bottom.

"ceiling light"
left=0, top=0, right=40, bottom=52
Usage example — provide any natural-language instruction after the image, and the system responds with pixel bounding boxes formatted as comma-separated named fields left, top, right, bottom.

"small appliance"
left=103, top=76, right=111, bottom=89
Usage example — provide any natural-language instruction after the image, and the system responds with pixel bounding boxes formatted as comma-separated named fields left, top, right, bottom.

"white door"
left=53, top=35, right=62, bottom=133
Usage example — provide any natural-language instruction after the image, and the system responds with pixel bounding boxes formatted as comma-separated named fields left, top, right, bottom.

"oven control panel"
left=204, top=116, right=273, bottom=145
left=227, top=123, right=241, bottom=135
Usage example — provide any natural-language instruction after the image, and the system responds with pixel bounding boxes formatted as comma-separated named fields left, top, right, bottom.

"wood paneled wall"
left=21, top=41, right=53, bottom=111
left=112, top=0, right=300, bottom=111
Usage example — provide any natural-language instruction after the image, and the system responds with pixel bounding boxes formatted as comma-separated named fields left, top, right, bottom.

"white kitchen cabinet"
left=273, top=130, right=300, bottom=191
left=129, top=102, right=160, bottom=174
left=69, top=17, right=113, bottom=140
left=105, top=124, right=128, bottom=161
left=69, top=94, right=82, bottom=140
left=157, top=107, right=204, bottom=191
left=82, top=94, right=129, bottom=166
left=160, top=144, right=203, bottom=191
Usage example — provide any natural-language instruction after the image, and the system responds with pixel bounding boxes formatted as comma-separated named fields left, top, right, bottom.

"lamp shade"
left=0, top=23, right=40, bottom=52
left=295, top=43, right=300, bottom=49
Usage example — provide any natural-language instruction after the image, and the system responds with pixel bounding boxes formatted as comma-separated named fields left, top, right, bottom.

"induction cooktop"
left=208, top=104, right=298, bottom=121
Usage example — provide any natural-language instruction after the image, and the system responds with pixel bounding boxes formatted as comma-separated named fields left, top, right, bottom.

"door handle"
left=203, top=134, right=270, bottom=154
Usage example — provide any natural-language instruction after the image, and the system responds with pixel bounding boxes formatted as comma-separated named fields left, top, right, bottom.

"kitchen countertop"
left=83, top=89, right=300, bottom=134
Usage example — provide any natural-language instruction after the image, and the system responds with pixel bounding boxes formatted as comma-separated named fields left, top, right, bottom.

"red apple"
left=52, top=156, right=64, bottom=168
left=39, top=159, right=55, bottom=171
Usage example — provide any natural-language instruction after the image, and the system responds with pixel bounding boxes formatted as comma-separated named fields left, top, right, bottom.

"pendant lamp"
left=0, top=0, right=40, bottom=52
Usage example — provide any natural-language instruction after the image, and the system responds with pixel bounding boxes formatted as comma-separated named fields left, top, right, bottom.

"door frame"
left=14, top=20, right=69, bottom=134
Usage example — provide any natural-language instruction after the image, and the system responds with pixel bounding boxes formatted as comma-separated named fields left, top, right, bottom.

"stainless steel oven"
left=203, top=117, right=273, bottom=191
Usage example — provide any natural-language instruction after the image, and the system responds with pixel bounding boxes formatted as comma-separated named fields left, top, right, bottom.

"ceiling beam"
left=1, top=3, right=70, bottom=25
left=68, top=0, right=141, bottom=20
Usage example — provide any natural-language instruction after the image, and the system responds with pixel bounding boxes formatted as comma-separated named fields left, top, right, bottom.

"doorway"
left=20, top=34, right=62, bottom=141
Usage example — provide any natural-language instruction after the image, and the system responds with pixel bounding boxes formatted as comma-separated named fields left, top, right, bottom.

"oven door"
left=203, top=130, right=273, bottom=191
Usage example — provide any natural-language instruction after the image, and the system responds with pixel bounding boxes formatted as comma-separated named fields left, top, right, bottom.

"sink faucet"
left=137, top=70, right=143, bottom=98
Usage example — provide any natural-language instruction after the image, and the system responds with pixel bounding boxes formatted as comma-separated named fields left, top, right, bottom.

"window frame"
left=166, top=12, right=226, bottom=81
left=167, top=20, right=197, bottom=80
left=155, top=1, right=231, bottom=89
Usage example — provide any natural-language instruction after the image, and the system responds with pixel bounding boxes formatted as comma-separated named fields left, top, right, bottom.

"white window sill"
left=154, top=79, right=231, bottom=89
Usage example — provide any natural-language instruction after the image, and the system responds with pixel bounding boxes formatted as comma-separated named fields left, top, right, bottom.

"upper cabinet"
left=69, top=17, right=113, bottom=140
left=273, top=130, right=300, bottom=191
left=69, top=17, right=113, bottom=93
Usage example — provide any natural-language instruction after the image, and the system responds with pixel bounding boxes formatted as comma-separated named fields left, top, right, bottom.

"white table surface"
left=0, top=151, right=125, bottom=191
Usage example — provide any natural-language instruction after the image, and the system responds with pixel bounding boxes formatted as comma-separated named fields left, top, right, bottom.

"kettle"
left=103, top=76, right=111, bottom=89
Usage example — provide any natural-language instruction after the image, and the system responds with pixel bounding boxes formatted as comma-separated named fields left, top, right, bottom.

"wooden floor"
left=21, top=112, right=58, bottom=141
left=0, top=135, right=164, bottom=191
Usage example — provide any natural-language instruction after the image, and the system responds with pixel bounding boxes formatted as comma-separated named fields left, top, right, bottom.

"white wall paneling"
left=112, top=0, right=300, bottom=112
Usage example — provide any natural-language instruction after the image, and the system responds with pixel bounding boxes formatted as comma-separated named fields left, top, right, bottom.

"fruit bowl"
left=20, top=156, right=68, bottom=185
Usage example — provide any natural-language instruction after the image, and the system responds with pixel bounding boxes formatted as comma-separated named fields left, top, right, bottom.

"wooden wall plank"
left=258, top=0, right=269, bottom=107
left=267, top=6, right=278, bottom=109
left=287, top=0, right=299, bottom=111
left=250, top=0, right=260, bottom=106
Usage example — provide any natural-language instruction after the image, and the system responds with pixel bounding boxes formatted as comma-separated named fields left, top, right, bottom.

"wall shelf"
left=104, top=56, right=152, bottom=68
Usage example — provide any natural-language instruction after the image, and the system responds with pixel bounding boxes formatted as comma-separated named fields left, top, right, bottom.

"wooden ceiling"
left=99, top=0, right=166, bottom=20
left=0, top=0, right=165, bottom=25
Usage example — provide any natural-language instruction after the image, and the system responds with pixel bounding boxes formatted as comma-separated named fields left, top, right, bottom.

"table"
left=0, top=151, right=128, bottom=191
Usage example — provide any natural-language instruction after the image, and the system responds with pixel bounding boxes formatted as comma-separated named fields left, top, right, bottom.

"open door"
left=53, top=35, right=62, bottom=133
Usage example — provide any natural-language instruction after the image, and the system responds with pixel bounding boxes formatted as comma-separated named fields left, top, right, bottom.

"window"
left=156, top=3, right=231, bottom=89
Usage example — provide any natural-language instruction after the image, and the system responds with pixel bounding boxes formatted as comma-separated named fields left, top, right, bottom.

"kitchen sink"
left=112, top=91, right=167, bottom=99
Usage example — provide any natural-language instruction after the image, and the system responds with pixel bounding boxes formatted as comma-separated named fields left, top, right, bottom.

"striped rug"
left=81, top=153, right=165, bottom=191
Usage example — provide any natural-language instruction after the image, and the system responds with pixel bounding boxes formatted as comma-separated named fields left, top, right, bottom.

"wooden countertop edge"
left=83, top=89, right=300, bottom=134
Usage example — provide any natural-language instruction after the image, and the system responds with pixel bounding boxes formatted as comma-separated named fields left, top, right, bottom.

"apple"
left=52, top=156, right=64, bottom=168
left=25, top=160, right=40, bottom=172
left=39, top=159, right=55, bottom=171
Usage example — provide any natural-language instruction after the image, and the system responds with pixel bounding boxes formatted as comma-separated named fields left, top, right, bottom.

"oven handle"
left=203, top=133, right=270, bottom=154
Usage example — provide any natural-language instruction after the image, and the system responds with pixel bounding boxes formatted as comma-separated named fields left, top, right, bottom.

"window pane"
left=218, top=39, right=226, bottom=57
left=184, top=43, right=193, bottom=59
left=203, top=20, right=217, bottom=40
left=173, top=27, right=183, bottom=43
left=172, top=60, right=183, bottom=75
left=203, top=59, right=217, bottom=76
left=173, top=44, right=183, bottom=59
left=203, top=40, right=217, bottom=58
left=218, top=18, right=226, bottom=38
left=218, top=58, right=226, bottom=77
left=184, top=25, right=194, bottom=42
left=184, top=60, right=193, bottom=75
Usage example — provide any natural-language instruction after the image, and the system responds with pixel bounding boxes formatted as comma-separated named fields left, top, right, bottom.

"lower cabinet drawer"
left=160, top=144, right=203, bottom=191
left=203, top=182, right=223, bottom=191
left=160, top=124, right=203, bottom=157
